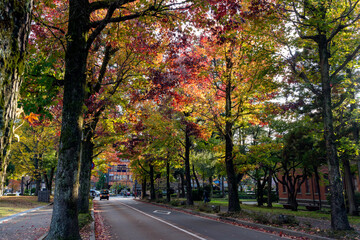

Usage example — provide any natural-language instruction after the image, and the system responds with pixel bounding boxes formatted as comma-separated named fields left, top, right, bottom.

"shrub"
left=253, top=213, right=271, bottom=224
left=192, top=188, right=204, bottom=201
left=238, top=192, right=256, bottom=199
left=273, top=214, right=299, bottom=226
left=169, top=200, right=180, bottom=206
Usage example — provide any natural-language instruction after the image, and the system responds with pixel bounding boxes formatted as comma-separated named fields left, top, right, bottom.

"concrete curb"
left=139, top=200, right=334, bottom=240
left=90, top=205, right=96, bottom=240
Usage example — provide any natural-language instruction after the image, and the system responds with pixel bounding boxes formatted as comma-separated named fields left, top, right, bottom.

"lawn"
left=0, top=196, right=50, bottom=218
left=203, top=198, right=360, bottom=225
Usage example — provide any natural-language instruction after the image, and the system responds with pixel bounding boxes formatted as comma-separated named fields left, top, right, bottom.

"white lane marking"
left=119, top=201, right=208, bottom=240
left=153, top=210, right=171, bottom=215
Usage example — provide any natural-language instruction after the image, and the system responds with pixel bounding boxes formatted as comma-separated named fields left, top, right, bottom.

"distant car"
left=100, top=189, right=110, bottom=200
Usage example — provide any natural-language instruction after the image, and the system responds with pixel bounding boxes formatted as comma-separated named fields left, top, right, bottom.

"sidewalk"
left=0, top=204, right=95, bottom=240
left=0, top=205, right=52, bottom=240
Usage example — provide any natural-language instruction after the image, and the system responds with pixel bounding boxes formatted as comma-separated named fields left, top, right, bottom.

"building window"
left=305, top=178, right=310, bottom=194
left=117, top=164, right=127, bottom=172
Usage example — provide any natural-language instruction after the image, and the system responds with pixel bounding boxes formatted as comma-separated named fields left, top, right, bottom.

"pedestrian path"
left=0, top=205, right=52, bottom=240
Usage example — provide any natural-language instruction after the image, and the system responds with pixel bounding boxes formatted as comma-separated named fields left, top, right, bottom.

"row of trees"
left=1, top=0, right=360, bottom=238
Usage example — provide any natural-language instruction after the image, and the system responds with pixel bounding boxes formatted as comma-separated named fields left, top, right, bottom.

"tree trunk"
left=319, top=37, right=350, bottom=230
left=224, top=62, right=240, bottom=212
left=0, top=0, right=33, bottom=196
left=166, top=158, right=171, bottom=202
left=267, top=169, right=273, bottom=207
left=46, top=1, right=90, bottom=239
left=20, top=176, right=24, bottom=195
left=43, top=167, right=55, bottom=194
left=209, top=176, right=213, bottom=197
left=288, top=190, right=298, bottom=211
left=184, top=128, right=193, bottom=205
left=192, top=164, right=200, bottom=190
left=78, top=132, right=94, bottom=214
left=314, top=166, right=322, bottom=209
left=141, top=177, right=147, bottom=200
left=149, top=162, right=155, bottom=200
left=34, top=157, right=41, bottom=196
left=343, top=158, right=358, bottom=215
left=257, top=178, right=264, bottom=206
left=180, top=172, right=185, bottom=198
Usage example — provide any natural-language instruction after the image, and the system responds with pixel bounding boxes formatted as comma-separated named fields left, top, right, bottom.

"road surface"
left=95, top=196, right=287, bottom=240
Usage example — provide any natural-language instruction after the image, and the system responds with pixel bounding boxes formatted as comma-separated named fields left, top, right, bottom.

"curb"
left=90, top=205, right=95, bottom=240
left=139, top=200, right=334, bottom=240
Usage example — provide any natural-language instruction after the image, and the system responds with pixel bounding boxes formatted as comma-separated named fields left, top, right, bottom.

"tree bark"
left=180, top=171, right=185, bottom=198
left=149, top=162, right=155, bottom=200
left=46, top=1, right=89, bottom=239
left=0, top=0, right=33, bottom=196
left=343, top=158, right=358, bottom=215
left=267, top=169, right=273, bottom=207
left=184, top=127, right=193, bottom=205
left=192, top=164, right=200, bottom=189
left=166, top=158, right=171, bottom=202
left=78, top=131, right=94, bottom=214
left=319, top=36, right=350, bottom=230
left=314, top=166, right=322, bottom=209
left=141, top=177, right=147, bottom=199
left=224, top=58, right=240, bottom=212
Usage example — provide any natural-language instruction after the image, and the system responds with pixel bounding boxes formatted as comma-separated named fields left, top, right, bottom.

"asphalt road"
left=96, top=196, right=287, bottom=240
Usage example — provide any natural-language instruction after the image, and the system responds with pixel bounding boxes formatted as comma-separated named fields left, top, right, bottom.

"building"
left=107, top=159, right=133, bottom=190
left=278, top=167, right=360, bottom=207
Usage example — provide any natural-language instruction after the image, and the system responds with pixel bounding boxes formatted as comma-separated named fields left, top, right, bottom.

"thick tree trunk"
left=319, top=37, right=350, bottom=230
left=343, top=158, right=358, bottom=215
left=224, top=63, right=240, bottom=212
left=0, top=0, right=33, bottom=196
left=149, top=162, right=155, bottom=200
left=184, top=128, right=193, bottom=205
left=288, top=191, right=298, bottom=211
left=78, top=133, right=94, bottom=214
left=46, top=1, right=89, bottom=239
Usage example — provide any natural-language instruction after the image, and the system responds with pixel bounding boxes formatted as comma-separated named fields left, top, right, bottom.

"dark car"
left=100, top=189, right=110, bottom=200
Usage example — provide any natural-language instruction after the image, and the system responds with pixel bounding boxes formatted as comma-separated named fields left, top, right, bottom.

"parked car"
left=100, top=189, right=110, bottom=200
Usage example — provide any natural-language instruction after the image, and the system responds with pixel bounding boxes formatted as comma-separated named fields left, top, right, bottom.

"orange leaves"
left=24, top=113, right=40, bottom=125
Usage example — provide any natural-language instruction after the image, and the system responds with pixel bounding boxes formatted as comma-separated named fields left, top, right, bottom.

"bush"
left=238, top=192, right=256, bottom=199
left=253, top=213, right=271, bottom=224
left=273, top=214, right=299, bottom=226
left=31, top=188, right=36, bottom=194
left=169, top=200, right=180, bottom=206
left=192, top=188, right=204, bottom=201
